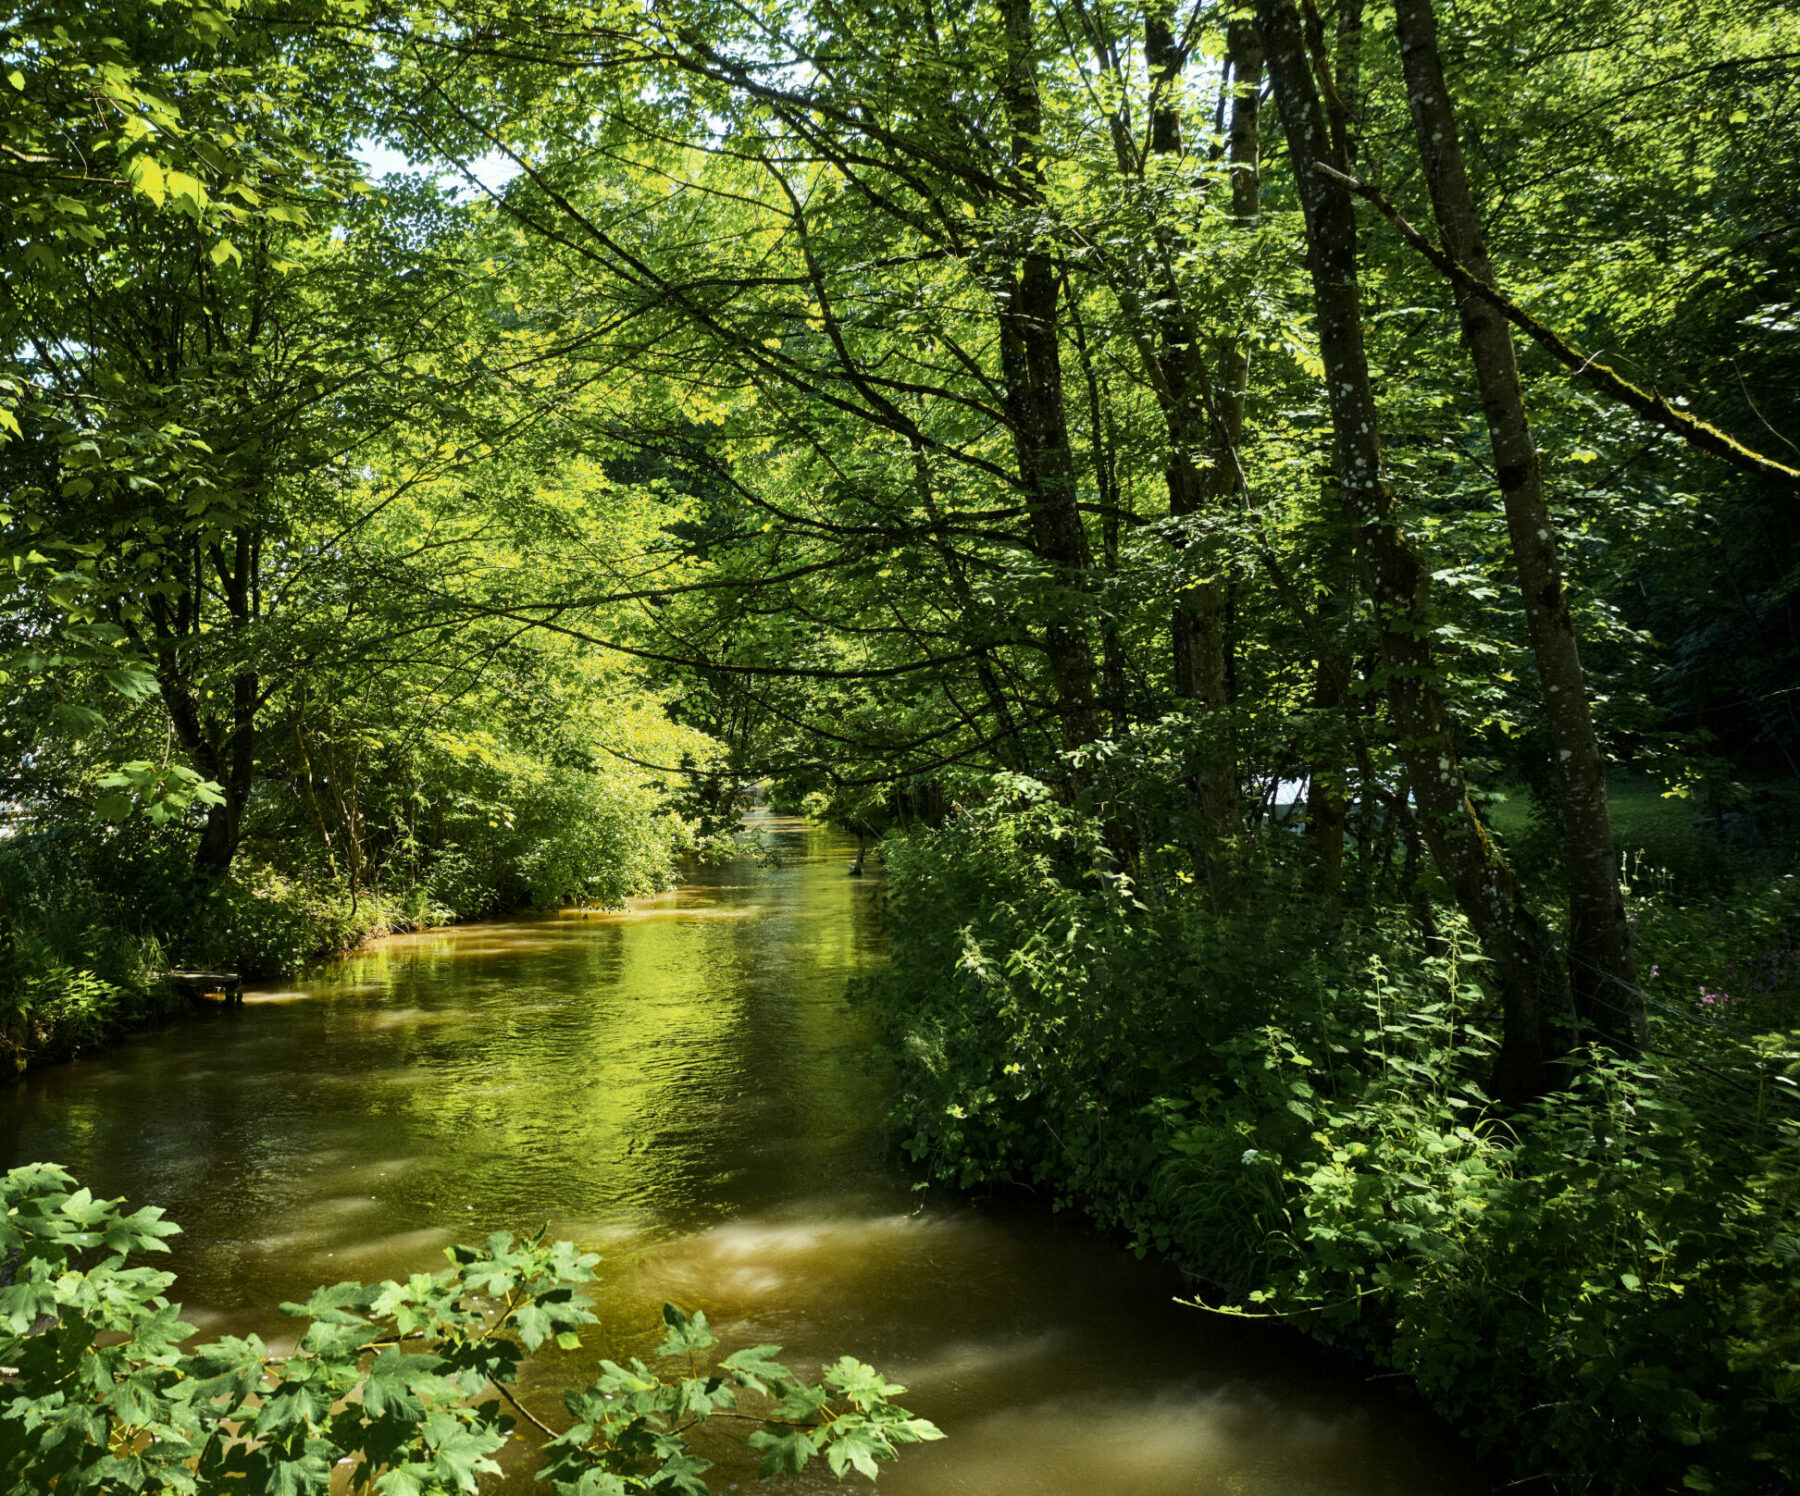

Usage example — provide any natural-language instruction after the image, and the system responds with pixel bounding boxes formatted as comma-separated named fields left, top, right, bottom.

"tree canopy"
left=3, top=0, right=1798, bottom=1489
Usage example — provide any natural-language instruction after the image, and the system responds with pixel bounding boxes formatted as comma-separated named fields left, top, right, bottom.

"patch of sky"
left=354, top=139, right=521, bottom=200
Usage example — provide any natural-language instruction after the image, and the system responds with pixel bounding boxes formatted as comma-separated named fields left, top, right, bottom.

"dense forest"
left=2, top=0, right=1798, bottom=1489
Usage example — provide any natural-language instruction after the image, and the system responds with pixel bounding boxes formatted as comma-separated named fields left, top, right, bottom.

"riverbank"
left=858, top=803, right=1800, bottom=1496
left=0, top=818, right=1483, bottom=1495
left=0, top=735, right=706, bottom=1078
left=1, top=840, right=762, bottom=1074
left=1, top=869, right=454, bottom=1074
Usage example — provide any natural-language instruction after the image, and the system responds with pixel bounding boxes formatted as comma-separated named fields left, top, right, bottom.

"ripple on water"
left=885, top=1384, right=1390, bottom=1496
left=0, top=820, right=1485, bottom=1496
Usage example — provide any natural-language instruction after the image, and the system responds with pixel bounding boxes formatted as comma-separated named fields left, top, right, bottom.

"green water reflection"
left=0, top=817, right=1485, bottom=1494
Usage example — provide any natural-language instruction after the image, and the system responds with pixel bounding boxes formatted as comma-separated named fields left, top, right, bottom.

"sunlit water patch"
left=0, top=816, right=1484, bottom=1493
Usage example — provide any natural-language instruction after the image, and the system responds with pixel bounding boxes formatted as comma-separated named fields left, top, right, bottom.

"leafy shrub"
left=507, top=766, right=685, bottom=911
left=179, top=866, right=369, bottom=977
left=1632, top=868, right=1800, bottom=1028
left=863, top=801, right=1800, bottom=1495
left=2, top=919, right=180, bottom=1069
left=21, top=963, right=122, bottom=1052
left=15, top=962, right=140, bottom=1062
left=418, top=765, right=688, bottom=919
left=398, top=882, right=455, bottom=929
left=0, top=832, right=458, bottom=1071
left=0, top=1162, right=942, bottom=1493
left=0, top=826, right=182, bottom=991
left=859, top=794, right=1368, bottom=1204
left=1158, top=985, right=1800, bottom=1493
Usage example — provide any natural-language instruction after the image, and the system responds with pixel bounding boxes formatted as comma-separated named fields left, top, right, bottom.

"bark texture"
left=1393, top=0, right=1643, bottom=1054
left=1256, top=0, right=1576, bottom=1100
left=997, top=0, right=1101, bottom=752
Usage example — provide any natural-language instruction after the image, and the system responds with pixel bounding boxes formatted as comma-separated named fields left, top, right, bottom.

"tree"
left=1253, top=0, right=1576, bottom=1098
left=1389, top=0, right=1641, bottom=1053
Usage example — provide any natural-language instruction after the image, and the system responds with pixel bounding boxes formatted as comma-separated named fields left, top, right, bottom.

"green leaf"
left=656, top=1302, right=715, bottom=1356
left=748, top=1427, right=818, bottom=1478
left=131, top=156, right=167, bottom=207
left=166, top=170, right=208, bottom=213
left=719, top=1344, right=792, bottom=1395
left=95, top=792, right=134, bottom=822
left=824, top=1424, right=888, bottom=1480
left=50, top=701, right=105, bottom=733
left=823, top=1356, right=904, bottom=1409
left=375, top=1468, right=427, bottom=1496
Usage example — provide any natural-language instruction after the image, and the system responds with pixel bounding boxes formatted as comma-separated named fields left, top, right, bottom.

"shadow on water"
left=0, top=815, right=1488, bottom=1493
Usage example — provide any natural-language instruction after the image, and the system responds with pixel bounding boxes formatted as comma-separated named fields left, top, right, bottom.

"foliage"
left=1176, top=996, right=1800, bottom=1495
left=7, top=0, right=1800, bottom=1488
left=175, top=867, right=431, bottom=978
left=856, top=793, right=1293, bottom=1189
left=862, top=802, right=1800, bottom=1494
left=0, top=1162, right=941, bottom=1494
left=13, top=964, right=149, bottom=1065
left=1630, top=866, right=1800, bottom=1029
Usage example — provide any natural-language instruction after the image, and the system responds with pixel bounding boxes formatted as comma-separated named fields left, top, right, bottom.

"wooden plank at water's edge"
left=166, top=970, right=245, bottom=1007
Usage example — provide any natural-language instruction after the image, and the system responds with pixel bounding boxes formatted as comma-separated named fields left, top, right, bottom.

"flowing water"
left=0, top=817, right=1485, bottom=1494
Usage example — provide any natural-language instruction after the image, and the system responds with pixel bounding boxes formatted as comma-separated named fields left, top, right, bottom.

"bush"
left=0, top=1162, right=941, bottom=1493
left=0, top=832, right=446, bottom=1070
left=14, top=960, right=176, bottom=1065
left=0, top=752, right=692, bottom=1071
left=177, top=866, right=368, bottom=977
left=415, top=764, right=690, bottom=919
left=861, top=800, right=1800, bottom=1495
left=1631, top=868, right=1800, bottom=1029
left=1158, top=988, right=1800, bottom=1493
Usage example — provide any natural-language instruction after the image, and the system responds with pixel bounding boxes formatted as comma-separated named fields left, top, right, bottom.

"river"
left=0, top=817, right=1482, bottom=1493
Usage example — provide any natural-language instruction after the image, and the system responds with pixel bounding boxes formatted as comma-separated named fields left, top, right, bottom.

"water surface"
left=0, top=817, right=1484, bottom=1494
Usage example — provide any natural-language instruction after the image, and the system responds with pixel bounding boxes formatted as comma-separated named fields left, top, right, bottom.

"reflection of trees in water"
left=0, top=819, right=1475, bottom=1495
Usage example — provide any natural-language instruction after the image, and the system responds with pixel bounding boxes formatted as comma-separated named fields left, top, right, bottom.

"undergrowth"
left=0, top=834, right=453, bottom=1071
left=857, top=798, right=1800, bottom=1495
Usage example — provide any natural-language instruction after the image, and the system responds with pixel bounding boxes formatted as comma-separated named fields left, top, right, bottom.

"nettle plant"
left=0, top=1164, right=941, bottom=1493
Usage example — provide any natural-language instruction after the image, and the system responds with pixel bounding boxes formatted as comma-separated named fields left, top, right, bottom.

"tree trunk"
left=1256, top=0, right=1576, bottom=1101
left=1067, top=298, right=1135, bottom=741
left=1144, top=1, right=1183, bottom=154
left=165, top=664, right=257, bottom=884
left=1307, top=662, right=1348, bottom=896
left=0, top=878, right=27, bottom=1074
left=1189, top=18, right=1265, bottom=861
left=292, top=721, right=342, bottom=880
left=1393, top=0, right=1643, bottom=1055
left=996, top=0, right=1101, bottom=753
left=1328, top=0, right=1366, bottom=168
left=1069, top=0, right=1239, bottom=847
left=912, top=447, right=1031, bottom=767
left=1140, top=115, right=1213, bottom=705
